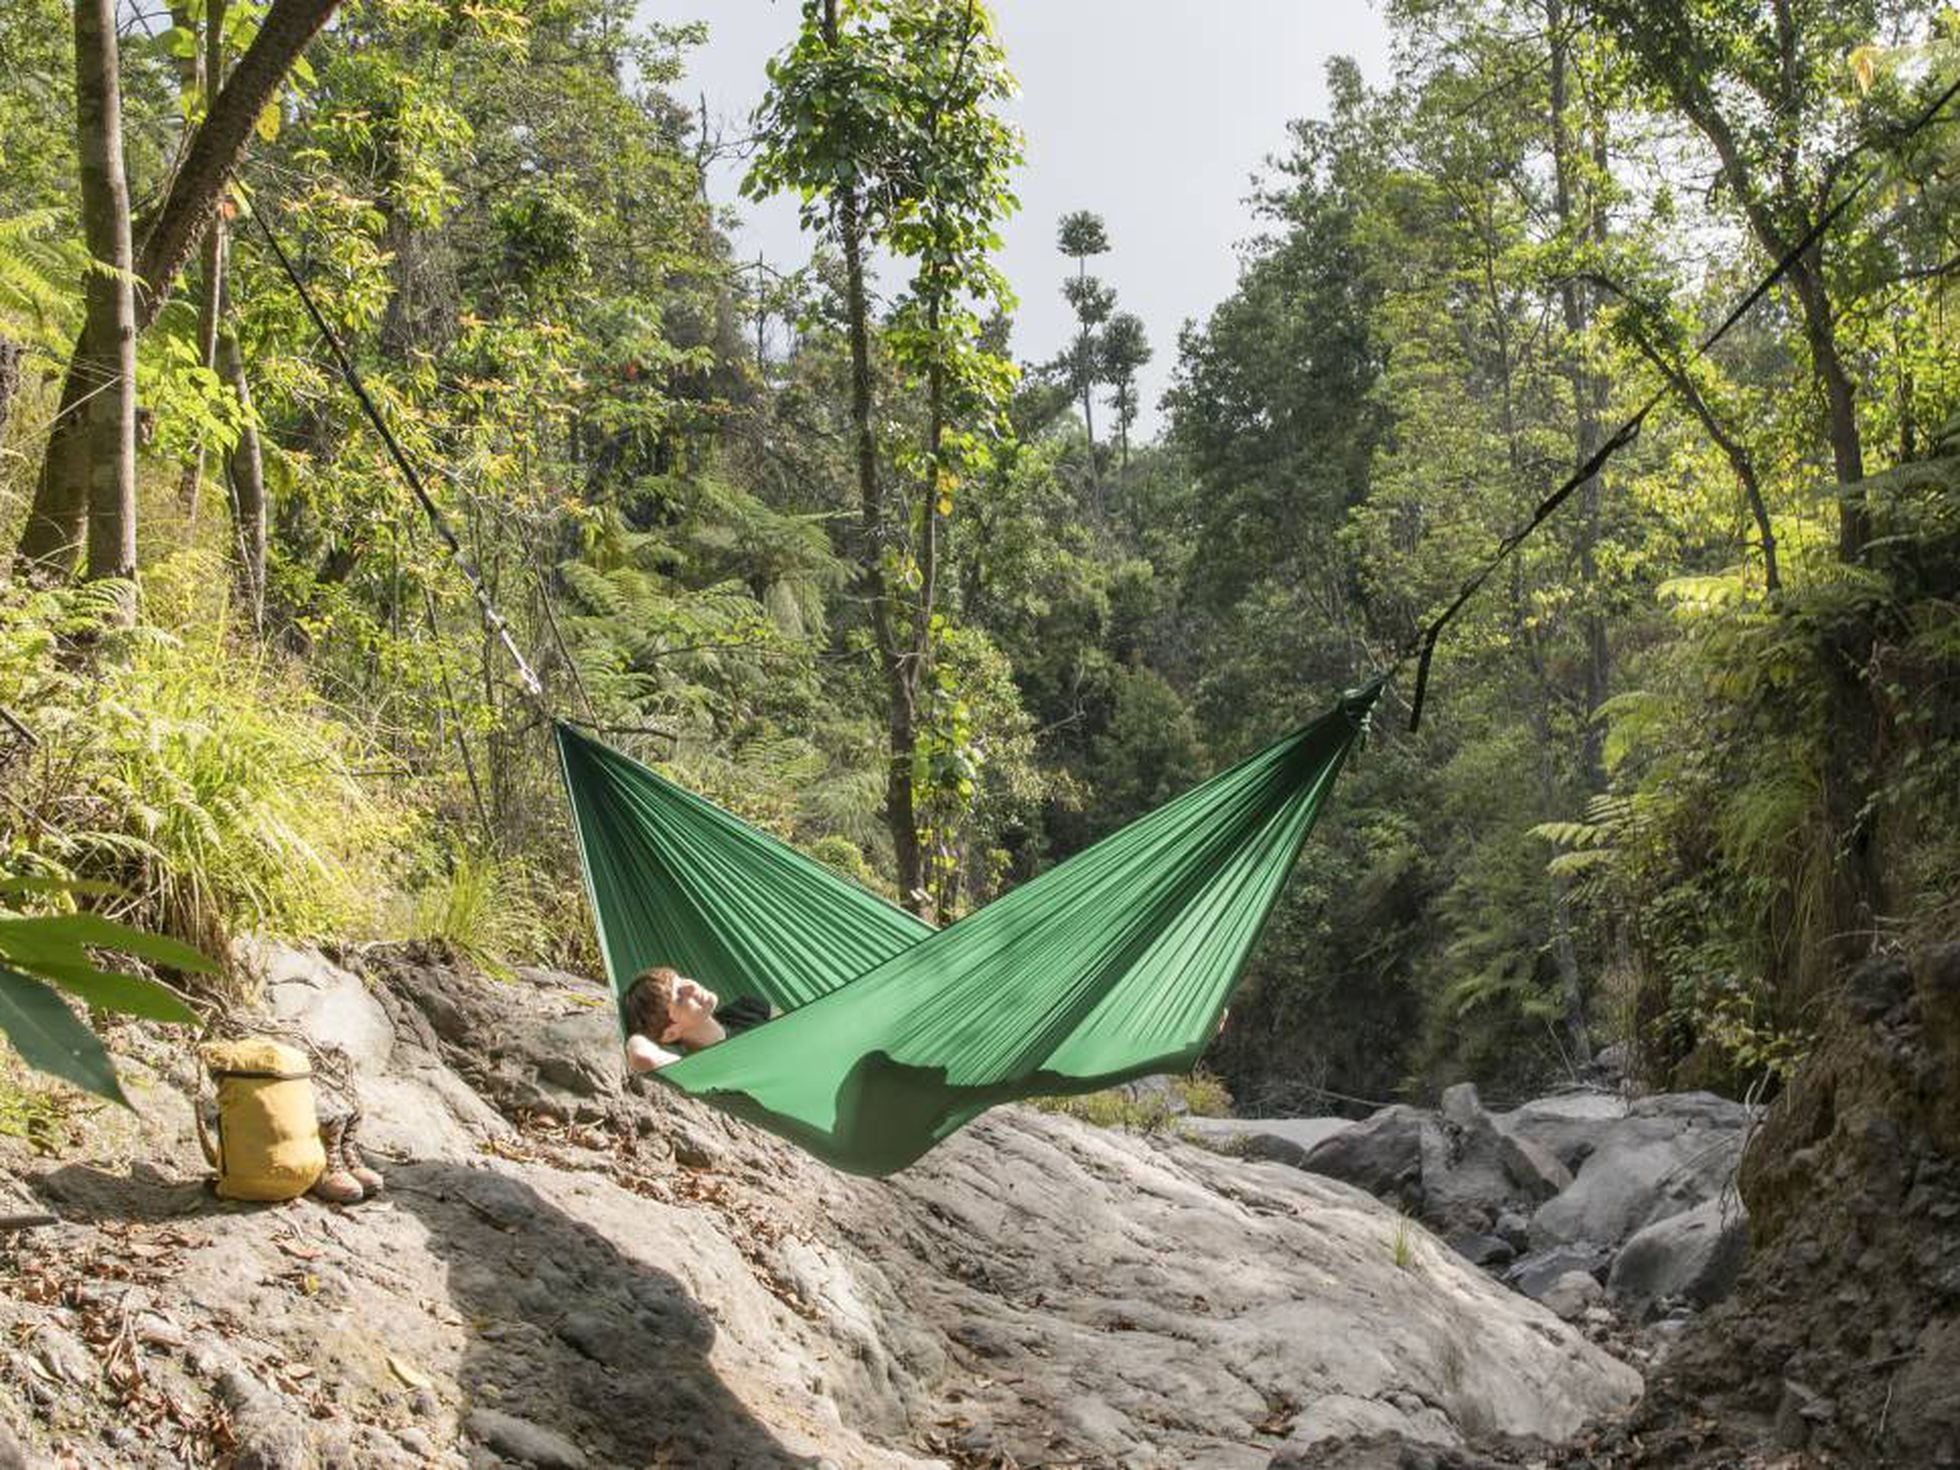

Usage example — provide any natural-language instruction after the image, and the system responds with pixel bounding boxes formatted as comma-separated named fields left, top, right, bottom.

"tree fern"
left=0, top=209, right=83, bottom=349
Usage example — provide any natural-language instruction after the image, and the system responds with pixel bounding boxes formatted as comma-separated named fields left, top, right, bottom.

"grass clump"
left=0, top=563, right=410, bottom=966
left=1031, top=1069, right=1234, bottom=1134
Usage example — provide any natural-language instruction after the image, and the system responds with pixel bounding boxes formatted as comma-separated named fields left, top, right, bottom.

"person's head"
left=621, top=966, right=723, bottom=1050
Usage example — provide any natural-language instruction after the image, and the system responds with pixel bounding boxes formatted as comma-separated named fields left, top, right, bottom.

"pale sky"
left=654, top=2, right=1394, bottom=440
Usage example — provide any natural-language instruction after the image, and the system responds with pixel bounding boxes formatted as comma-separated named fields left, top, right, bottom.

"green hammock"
left=557, top=680, right=1380, bottom=1175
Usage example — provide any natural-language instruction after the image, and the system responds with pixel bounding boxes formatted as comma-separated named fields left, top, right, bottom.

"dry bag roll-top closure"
left=196, top=1038, right=326, bottom=1201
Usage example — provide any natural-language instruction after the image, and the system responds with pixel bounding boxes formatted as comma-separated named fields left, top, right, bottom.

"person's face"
left=658, top=976, right=719, bottom=1045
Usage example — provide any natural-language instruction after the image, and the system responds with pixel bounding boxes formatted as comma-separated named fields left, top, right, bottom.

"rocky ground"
left=0, top=942, right=1643, bottom=1469
left=1203, top=945, right=1960, bottom=1470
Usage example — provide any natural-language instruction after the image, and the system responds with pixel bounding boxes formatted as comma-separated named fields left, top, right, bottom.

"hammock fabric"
left=557, top=680, right=1380, bottom=1175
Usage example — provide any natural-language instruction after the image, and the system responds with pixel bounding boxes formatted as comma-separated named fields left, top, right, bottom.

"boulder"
left=252, top=940, right=396, bottom=1077
left=1494, top=1092, right=1628, bottom=1172
left=1529, top=1092, right=1750, bottom=1251
left=1607, top=1193, right=1749, bottom=1314
left=1298, top=1105, right=1434, bottom=1210
left=2, top=942, right=1646, bottom=1468
left=1505, top=1243, right=1614, bottom=1301
left=1447, top=1233, right=1515, bottom=1269
left=1419, top=1084, right=1571, bottom=1237
left=1179, top=1115, right=1355, bottom=1165
left=1539, top=1270, right=1605, bottom=1322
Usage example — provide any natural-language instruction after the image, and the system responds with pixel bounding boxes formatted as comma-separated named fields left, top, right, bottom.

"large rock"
left=1, top=942, right=1644, bottom=1468
left=1494, top=1092, right=1629, bottom=1172
left=1529, top=1092, right=1751, bottom=1250
left=1298, top=1104, right=1435, bottom=1210
left=1417, top=1085, right=1572, bottom=1238
left=1608, top=1193, right=1749, bottom=1315
left=1179, top=1115, right=1355, bottom=1166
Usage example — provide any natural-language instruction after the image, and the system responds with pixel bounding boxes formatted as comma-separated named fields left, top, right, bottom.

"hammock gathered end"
left=557, top=680, right=1381, bottom=1175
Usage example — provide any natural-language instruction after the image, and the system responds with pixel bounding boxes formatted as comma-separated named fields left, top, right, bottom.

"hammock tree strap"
left=558, top=680, right=1381, bottom=1175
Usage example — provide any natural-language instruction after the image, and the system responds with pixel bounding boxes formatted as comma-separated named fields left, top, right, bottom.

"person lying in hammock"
left=621, top=965, right=773, bottom=1072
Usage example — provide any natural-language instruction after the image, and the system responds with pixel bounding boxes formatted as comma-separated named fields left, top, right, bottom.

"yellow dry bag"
left=197, top=1038, right=326, bottom=1201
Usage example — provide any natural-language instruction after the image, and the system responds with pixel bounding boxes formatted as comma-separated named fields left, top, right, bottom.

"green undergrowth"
left=0, top=555, right=415, bottom=969
left=1031, top=1069, right=1233, bottom=1133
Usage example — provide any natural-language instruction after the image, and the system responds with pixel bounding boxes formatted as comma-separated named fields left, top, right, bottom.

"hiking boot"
left=311, top=1114, right=366, bottom=1206
left=338, top=1109, right=384, bottom=1195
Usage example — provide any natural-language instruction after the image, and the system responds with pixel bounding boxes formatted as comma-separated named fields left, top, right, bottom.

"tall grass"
left=0, top=559, right=411, bottom=964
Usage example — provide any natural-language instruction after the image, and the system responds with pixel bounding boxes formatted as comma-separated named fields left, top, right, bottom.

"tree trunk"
left=132, top=0, right=341, bottom=330
left=178, top=0, right=229, bottom=520
left=73, top=0, right=138, bottom=607
left=181, top=222, right=226, bottom=520
left=919, top=306, right=948, bottom=918
left=16, top=0, right=341, bottom=577
left=824, top=0, right=924, bottom=913
left=217, top=316, right=266, bottom=630
left=0, top=337, right=20, bottom=439
left=1547, top=1, right=1610, bottom=785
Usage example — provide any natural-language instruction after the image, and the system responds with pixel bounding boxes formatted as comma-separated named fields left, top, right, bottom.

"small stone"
left=465, top=1408, right=588, bottom=1470
left=1540, top=1269, right=1606, bottom=1321
left=413, top=1387, right=441, bottom=1418
left=1449, top=1232, right=1515, bottom=1269
left=1775, top=1379, right=1825, bottom=1449
left=397, top=1428, right=435, bottom=1458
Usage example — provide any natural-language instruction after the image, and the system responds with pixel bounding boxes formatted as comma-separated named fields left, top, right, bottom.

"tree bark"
left=823, top=0, right=924, bottom=913
left=17, top=0, right=341, bottom=577
left=1547, top=1, right=1610, bottom=785
left=1624, top=325, right=1781, bottom=591
left=0, top=337, right=20, bottom=439
left=73, top=0, right=138, bottom=606
left=178, top=0, right=230, bottom=520
left=216, top=316, right=266, bottom=630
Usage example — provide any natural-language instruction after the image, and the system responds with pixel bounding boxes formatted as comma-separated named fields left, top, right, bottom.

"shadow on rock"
left=390, top=1158, right=820, bottom=1470
left=32, top=1161, right=255, bottom=1223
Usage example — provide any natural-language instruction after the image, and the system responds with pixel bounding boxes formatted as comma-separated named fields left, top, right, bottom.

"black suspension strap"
left=249, top=209, right=545, bottom=702
left=1401, top=67, right=1960, bottom=732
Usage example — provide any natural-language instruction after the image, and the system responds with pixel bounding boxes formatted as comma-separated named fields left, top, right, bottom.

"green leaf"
left=0, top=967, right=130, bottom=1108
left=25, top=960, right=198, bottom=1024
left=0, top=914, right=217, bottom=973
left=0, top=876, right=122, bottom=899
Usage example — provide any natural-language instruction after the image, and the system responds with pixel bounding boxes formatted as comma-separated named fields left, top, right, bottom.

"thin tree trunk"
left=1547, top=1, right=1609, bottom=784
left=74, top=0, right=138, bottom=608
left=182, top=222, right=226, bottom=521
left=823, top=0, right=923, bottom=913
left=1076, top=256, right=1099, bottom=498
left=178, top=0, right=229, bottom=521
left=17, top=0, right=340, bottom=577
left=0, top=337, right=20, bottom=439
left=919, top=302, right=947, bottom=918
left=1624, top=325, right=1781, bottom=591
left=216, top=316, right=266, bottom=629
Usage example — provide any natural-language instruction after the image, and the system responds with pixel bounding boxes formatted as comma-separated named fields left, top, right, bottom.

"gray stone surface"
left=1540, top=1270, right=1605, bottom=1322
left=0, top=941, right=1644, bottom=1468
left=1505, top=1244, right=1614, bottom=1300
left=466, top=1409, right=589, bottom=1470
left=1608, top=1193, right=1750, bottom=1313
left=1415, top=1083, right=1572, bottom=1238
left=1298, top=1103, right=1435, bottom=1210
left=1494, top=1092, right=1629, bottom=1172
left=1179, top=1114, right=1356, bottom=1159
left=1529, top=1092, right=1750, bottom=1250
